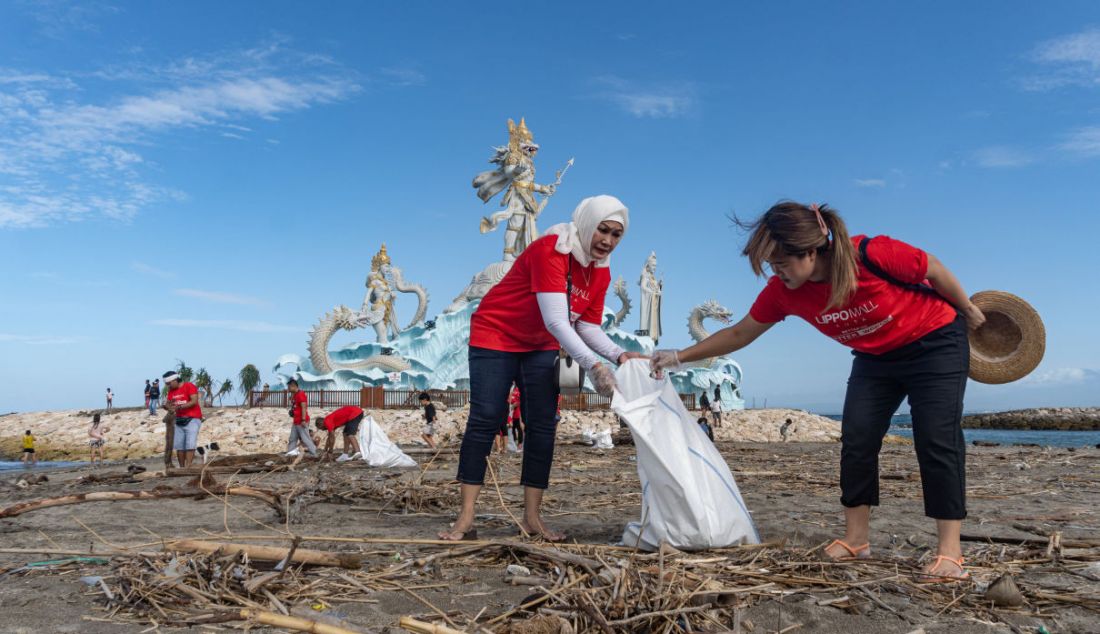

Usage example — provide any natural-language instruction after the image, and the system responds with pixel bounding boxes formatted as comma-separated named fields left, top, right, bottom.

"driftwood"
left=239, top=608, right=364, bottom=633
left=162, top=409, right=175, bottom=468
left=168, top=539, right=362, bottom=569
left=0, top=485, right=284, bottom=519
left=398, top=616, right=466, bottom=634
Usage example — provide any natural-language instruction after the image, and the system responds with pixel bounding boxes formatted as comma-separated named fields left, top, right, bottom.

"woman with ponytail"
left=651, top=201, right=985, bottom=582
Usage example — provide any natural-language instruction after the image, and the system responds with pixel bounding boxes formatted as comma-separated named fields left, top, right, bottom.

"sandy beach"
left=0, top=434, right=1097, bottom=633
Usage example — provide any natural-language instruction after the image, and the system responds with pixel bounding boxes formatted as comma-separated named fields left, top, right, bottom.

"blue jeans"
left=457, top=347, right=559, bottom=489
left=148, top=399, right=157, bottom=415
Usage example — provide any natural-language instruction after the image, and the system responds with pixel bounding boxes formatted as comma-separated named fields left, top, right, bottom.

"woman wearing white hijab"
left=441, top=195, right=642, bottom=541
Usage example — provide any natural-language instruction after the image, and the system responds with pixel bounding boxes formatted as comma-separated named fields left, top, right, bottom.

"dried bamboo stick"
left=239, top=608, right=363, bottom=633
left=166, top=540, right=361, bottom=569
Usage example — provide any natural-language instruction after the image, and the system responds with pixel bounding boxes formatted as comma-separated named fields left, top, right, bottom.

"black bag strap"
left=859, top=236, right=938, bottom=296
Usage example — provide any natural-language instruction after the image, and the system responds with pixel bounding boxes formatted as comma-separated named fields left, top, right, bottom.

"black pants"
left=841, top=315, right=969, bottom=520
left=457, top=347, right=558, bottom=489
left=511, top=418, right=524, bottom=445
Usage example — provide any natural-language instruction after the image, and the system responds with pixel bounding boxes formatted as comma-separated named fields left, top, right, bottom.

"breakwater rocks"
left=0, top=405, right=846, bottom=461
left=963, top=408, right=1100, bottom=431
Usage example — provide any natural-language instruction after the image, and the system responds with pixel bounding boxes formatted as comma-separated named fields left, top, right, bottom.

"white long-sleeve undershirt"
left=536, top=292, right=626, bottom=371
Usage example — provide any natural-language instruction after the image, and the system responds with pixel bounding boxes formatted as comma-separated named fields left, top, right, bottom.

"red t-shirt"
left=470, top=235, right=611, bottom=352
left=291, top=390, right=308, bottom=425
left=749, top=235, right=956, bottom=355
left=509, top=388, right=522, bottom=422
left=323, top=406, right=363, bottom=433
left=168, top=382, right=203, bottom=419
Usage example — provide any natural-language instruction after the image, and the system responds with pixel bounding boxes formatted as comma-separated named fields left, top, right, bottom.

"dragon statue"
left=687, top=299, right=734, bottom=368
left=308, top=244, right=429, bottom=374
left=610, top=276, right=632, bottom=327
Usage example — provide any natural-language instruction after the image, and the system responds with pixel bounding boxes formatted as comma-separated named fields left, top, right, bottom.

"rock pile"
left=0, top=404, right=843, bottom=461
left=963, top=408, right=1100, bottom=431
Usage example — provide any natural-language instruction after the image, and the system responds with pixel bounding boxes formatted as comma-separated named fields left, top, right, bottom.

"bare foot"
left=439, top=516, right=477, bottom=541
left=520, top=518, right=566, bottom=542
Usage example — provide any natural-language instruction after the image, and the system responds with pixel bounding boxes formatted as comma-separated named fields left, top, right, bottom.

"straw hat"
left=968, top=291, right=1045, bottom=384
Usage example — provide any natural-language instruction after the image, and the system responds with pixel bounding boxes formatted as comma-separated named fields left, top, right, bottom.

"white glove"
left=649, top=349, right=683, bottom=376
left=589, top=363, right=617, bottom=397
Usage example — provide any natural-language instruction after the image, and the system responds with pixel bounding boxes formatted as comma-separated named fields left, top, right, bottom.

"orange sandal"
left=916, top=555, right=970, bottom=583
left=821, top=539, right=871, bottom=561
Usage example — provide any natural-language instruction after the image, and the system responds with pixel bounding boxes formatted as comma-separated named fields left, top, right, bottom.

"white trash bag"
left=357, top=415, right=417, bottom=468
left=613, top=360, right=759, bottom=550
left=593, top=427, right=614, bottom=449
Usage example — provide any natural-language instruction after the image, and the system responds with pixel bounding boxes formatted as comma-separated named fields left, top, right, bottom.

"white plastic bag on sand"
left=613, top=360, right=759, bottom=551
left=580, top=428, right=595, bottom=446
left=593, top=427, right=614, bottom=449
left=357, top=415, right=417, bottom=468
left=506, top=433, right=520, bottom=453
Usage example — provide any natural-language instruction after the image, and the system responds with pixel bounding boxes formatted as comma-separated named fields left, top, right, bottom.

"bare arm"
left=925, top=253, right=985, bottom=329
left=678, top=314, right=775, bottom=364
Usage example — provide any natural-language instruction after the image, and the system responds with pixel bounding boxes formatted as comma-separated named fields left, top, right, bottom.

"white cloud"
left=593, top=76, right=697, bottom=119
left=151, top=319, right=299, bottom=333
left=1058, top=126, right=1100, bottom=157
left=0, top=333, right=85, bottom=345
left=1025, top=28, right=1100, bottom=90
left=973, top=146, right=1034, bottom=168
left=0, top=42, right=360, bottom=229
left=854, top=178, right=887, bottom=188
left=131, top=260, right=174, bottom=279
left=1021, top=367, right=1100, bottom=387
left=173, top=288, right=269, bottom=306
left=378, top=67, right=426, bottom=87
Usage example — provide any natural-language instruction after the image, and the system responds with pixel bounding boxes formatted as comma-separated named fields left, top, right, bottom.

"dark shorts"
left=23, top=448, right=34, bottom=454
left=342, top=413, right=363, bottom=436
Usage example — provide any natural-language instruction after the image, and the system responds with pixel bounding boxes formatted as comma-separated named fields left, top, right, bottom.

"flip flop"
left=915, top=555, right=970, bottom=583
left=820, top=539, right=871, bottom=561
left=438, top=528, right=478, bottom=542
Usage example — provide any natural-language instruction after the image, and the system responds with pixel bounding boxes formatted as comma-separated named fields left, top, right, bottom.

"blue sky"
left=1, top=1, right=1098, bottom=413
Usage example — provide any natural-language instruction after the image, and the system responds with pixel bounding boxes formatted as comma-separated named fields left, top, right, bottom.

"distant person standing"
left=148, top=379, right=161, bottom=416
left=21, top=430, right=36, bottom=467
left=285, top=379, right=318, bottom=457
left=105, top=388, right=113, bottom=413
left=709, top=395, right=722, bottom=427
left=420, top=392, right=437, bottom=449
left=89, top=413, right=106, bottom=467
left=144, top=380, right=151, bottom=410
left=699, top=391, right=710, bottom=415
left=163, top=370, right=203, bottom=468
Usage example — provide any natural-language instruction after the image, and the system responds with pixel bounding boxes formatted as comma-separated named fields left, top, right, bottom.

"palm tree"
left=216, top=379, right=234, bottom=406
left=175, top=360, right=194, bottom=383
left=195, top=368, right=213, bottom=406
left=239, top=364, right=261, bottom=407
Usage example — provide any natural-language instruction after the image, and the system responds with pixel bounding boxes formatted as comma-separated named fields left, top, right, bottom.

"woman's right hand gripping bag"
left=613, top=360, right=760, bottom=551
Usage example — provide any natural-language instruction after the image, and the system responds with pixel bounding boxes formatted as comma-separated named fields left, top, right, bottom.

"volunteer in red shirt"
left=439, top=195, right=644, bottom=542
left=163, top=370, right=204, bottom=468
left=651, top=201, right=986, bottom=583
left=285, top=379, right=318, bottom=458
left=314, top=405, right=364, bottom=462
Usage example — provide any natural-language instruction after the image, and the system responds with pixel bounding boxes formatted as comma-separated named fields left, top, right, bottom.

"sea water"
left=0, top=460, right=84, bottom=472
left=824, top=414, right=1100, bottom=448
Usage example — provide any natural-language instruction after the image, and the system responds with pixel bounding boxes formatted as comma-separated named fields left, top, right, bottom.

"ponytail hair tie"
left=809, top=203, right=829, bottom=238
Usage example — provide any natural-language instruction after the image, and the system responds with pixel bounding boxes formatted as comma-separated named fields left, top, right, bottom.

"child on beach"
left=420, top=392, right=437, bottom=449
left=89, top=413, right=106, bottom=466
left=21, top=430, right=36, bottom=467
left=651, top=201, right=985, bottom=582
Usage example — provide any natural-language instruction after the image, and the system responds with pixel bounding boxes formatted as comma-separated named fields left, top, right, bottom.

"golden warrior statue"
left=473, top=118, right=571, bottom=262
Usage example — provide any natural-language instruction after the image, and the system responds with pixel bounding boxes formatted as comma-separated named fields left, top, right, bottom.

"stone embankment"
left=0, top=405, right=844, bottom=461
left=962, top=408, right=1100, bottom=431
